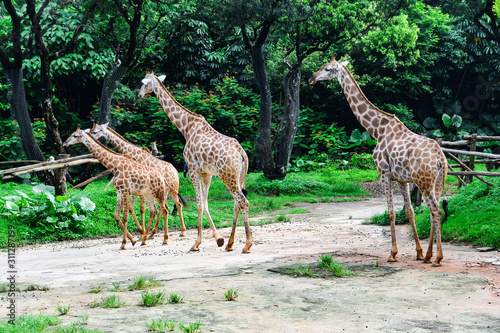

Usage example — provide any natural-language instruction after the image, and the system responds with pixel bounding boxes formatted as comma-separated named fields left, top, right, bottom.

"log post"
left=54, top=154, right=70, bottom=196
left=150, top=142, right=158, bottom=156
left=466, top=134, right=477, bottom=183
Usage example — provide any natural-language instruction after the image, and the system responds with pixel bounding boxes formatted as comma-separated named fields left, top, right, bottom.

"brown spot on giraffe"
left=309, top=54, right=448, bottom=267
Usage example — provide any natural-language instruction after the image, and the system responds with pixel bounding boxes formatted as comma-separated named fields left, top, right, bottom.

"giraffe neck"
left=338, top=66, right=401, bottom=140
left=82, top=132, right=121, bottom=171
left=152, top=77, right=206, bottom=139
left=103, top=127, right=136, bottom=155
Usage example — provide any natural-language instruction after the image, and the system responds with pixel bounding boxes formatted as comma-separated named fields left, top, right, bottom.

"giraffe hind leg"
left=398, top=183, right=424, bottom=260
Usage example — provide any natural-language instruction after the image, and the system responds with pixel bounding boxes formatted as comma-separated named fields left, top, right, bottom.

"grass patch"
left=89, top=284, right=104, bottom=294
left=364, top=207, right=411, bottom=226
left=129, top=276, right=162, bottom=291
left=57, top=304, right=71, bottom=316
left=99, top=294, right=126, bottom=308
left=24, top=284, right=50, bottom=291
left=168, top=293, right=184, bottom=304
left=224, top=288, right=239, bottom=301
left=141, top=290, right=167, bottom=307
left=273, top=255, right=355, bottom=278
left=179, top=320, right=202, bottom=333
left=146, top=319, right=176, bottom=332
left=0, top=314, right=60, bottom=332
left=287, top=208, right=309, bottom=214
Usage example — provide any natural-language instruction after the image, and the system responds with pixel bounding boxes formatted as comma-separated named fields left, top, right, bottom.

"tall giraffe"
left=138, top=73, right=253, bottom=253
left=309, top=55, right=448, bottom=266
left=89, top=121, right=189, bottom=237
left=63, top=125, right=170, bottom=249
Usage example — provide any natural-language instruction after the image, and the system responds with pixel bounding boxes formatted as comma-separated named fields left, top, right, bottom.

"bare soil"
left=2, top=195, right=500, bottom=333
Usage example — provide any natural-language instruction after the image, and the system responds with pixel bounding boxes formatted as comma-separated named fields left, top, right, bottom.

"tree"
left=0, top=0, right=52, bottom=182
left=25, top=0, right=102, bottom=155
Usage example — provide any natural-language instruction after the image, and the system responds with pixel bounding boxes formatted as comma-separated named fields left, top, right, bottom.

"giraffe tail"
left=242, top=188, right=248, bottom=197
left=441, top=199, right=449, bottom=224
left=178, top=192, right=190, bottom=209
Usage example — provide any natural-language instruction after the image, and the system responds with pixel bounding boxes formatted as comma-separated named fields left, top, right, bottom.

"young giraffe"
left=138, top=73, right=253, bottom=253
left=309, top=55, right=448, bottom=266
left=63, top=125, right=170, bottom=249
left=89, top=121, right=189, bottom=238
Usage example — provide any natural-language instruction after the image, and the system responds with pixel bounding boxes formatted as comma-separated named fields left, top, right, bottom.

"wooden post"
left=466, top=134, right=477, bottom=183
left=150, top=142, right=158, bottom=156
left=54, top=154, right=70, bottom=196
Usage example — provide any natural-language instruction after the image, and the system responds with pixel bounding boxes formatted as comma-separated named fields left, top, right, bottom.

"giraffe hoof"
left=432, top=262, right=441, bottom=267
left=387, top=258, right=397, bottom=263
left=190, top=247, right=200, bottom=252
left=225, top=245, right=233, bottom=252
left=179, top=233, right=185, bottom=237
left=242, top=248, right=251, bottom=254
left=162, top=241, right=168, bottom=245
left=217, top=238, right=224, bottom=247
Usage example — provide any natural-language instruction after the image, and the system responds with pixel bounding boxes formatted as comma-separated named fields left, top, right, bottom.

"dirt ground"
left=2, top=195, right=500, bottom=333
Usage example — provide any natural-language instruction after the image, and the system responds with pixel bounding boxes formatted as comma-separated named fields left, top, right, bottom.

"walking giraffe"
left=138, top=73, right=253, bottom=253
left=89, top=121, right=189, bottom=238
left=64, top=125, right=170, bottom=249
left=309, top=55, right=448, bottom=266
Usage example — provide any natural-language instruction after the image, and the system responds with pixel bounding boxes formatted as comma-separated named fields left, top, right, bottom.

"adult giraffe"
left=138, top=73, right=253, bottom=253
left=309, top=55, right=448, bottom=266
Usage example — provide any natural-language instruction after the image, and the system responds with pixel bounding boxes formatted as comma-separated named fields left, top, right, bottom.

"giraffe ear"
left=142, top=78, right=152, bottom=85
left=340, top=61, right=349, bottom=67
left=102, top=123, right=108, bottom=129
left=158, top=75, right=166, bottom=82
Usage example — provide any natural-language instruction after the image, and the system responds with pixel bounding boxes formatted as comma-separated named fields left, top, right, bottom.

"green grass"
left=415, top=177, right=500, bottom=248
left=99, top=294, right=126, bottom=308
left=146, top=318, right=176, bottom=332
left=0, top=169, right=374, bottom=247
left=0, top=314, right=60, bottom=332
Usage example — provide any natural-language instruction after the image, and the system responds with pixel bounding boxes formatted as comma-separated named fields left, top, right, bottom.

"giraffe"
left=138, top=72, right=253, bottom=253
left=89, top=121, right=189, bottom=238
left=309, top=55, right=448, bottom=266
left=63, top=125, right=170, bottom=249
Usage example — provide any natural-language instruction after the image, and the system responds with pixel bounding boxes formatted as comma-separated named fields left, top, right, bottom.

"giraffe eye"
left=325, top=68, right=332, bottom=72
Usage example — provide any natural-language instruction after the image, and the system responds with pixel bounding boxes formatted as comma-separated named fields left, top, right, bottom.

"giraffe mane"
left=84, top=131, right=126, bottom=157
left=153, top=76, right=205, bottom=120
left=343, top=67, right=403, bottom=123
left=105, top=126, right=153, bottom=154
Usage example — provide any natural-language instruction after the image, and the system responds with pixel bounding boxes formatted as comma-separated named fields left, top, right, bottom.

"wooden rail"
left=438, top=134, right=500, bottom=188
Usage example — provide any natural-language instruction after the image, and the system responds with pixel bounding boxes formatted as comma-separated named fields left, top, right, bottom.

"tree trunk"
left=250, top=45, right=275, bottom=177
left=98, top=64, right=129, bottom=125
left=40, top=56, right=66, bottom=156
left=276, top=64, right=301, bottom=178
left=5, top=67, right=53, bottom=183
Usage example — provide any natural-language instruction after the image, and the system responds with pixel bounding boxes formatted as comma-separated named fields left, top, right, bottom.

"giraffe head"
left=138, top=72, right=166, bottom=98
left=308, top=54, right=349, bottom=85
left=89, top=120, right=107, bottom=140
left=63, top=125, right=89, bottom=147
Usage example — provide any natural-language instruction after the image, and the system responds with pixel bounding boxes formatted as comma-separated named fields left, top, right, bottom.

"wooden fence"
left=439, top=134, right=500, bottom=188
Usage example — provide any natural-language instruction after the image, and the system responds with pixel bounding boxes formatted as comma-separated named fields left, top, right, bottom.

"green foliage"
left=415, top=177, right=500, bottom=248
left=57, top=304, right=71, bottom=316
left=0, top=183, right=95, bottom=241
left=0, top=119, right=24, bottom=161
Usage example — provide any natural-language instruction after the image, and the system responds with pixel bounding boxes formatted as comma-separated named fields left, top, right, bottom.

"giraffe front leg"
left=423, top=194, right=443, bottom=266
left=128, top=195, right=145, bottom=235
left=114, top=194, right=135, bottom=249
left=399, top=183, right=424, bottom=260
left=380, top=175, right=398, bottom=262
left=143, top=199, right=158, bottom=245
left=201, top=174, right=224, bottom=247
left=189, top=172, right=204, bottom=251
